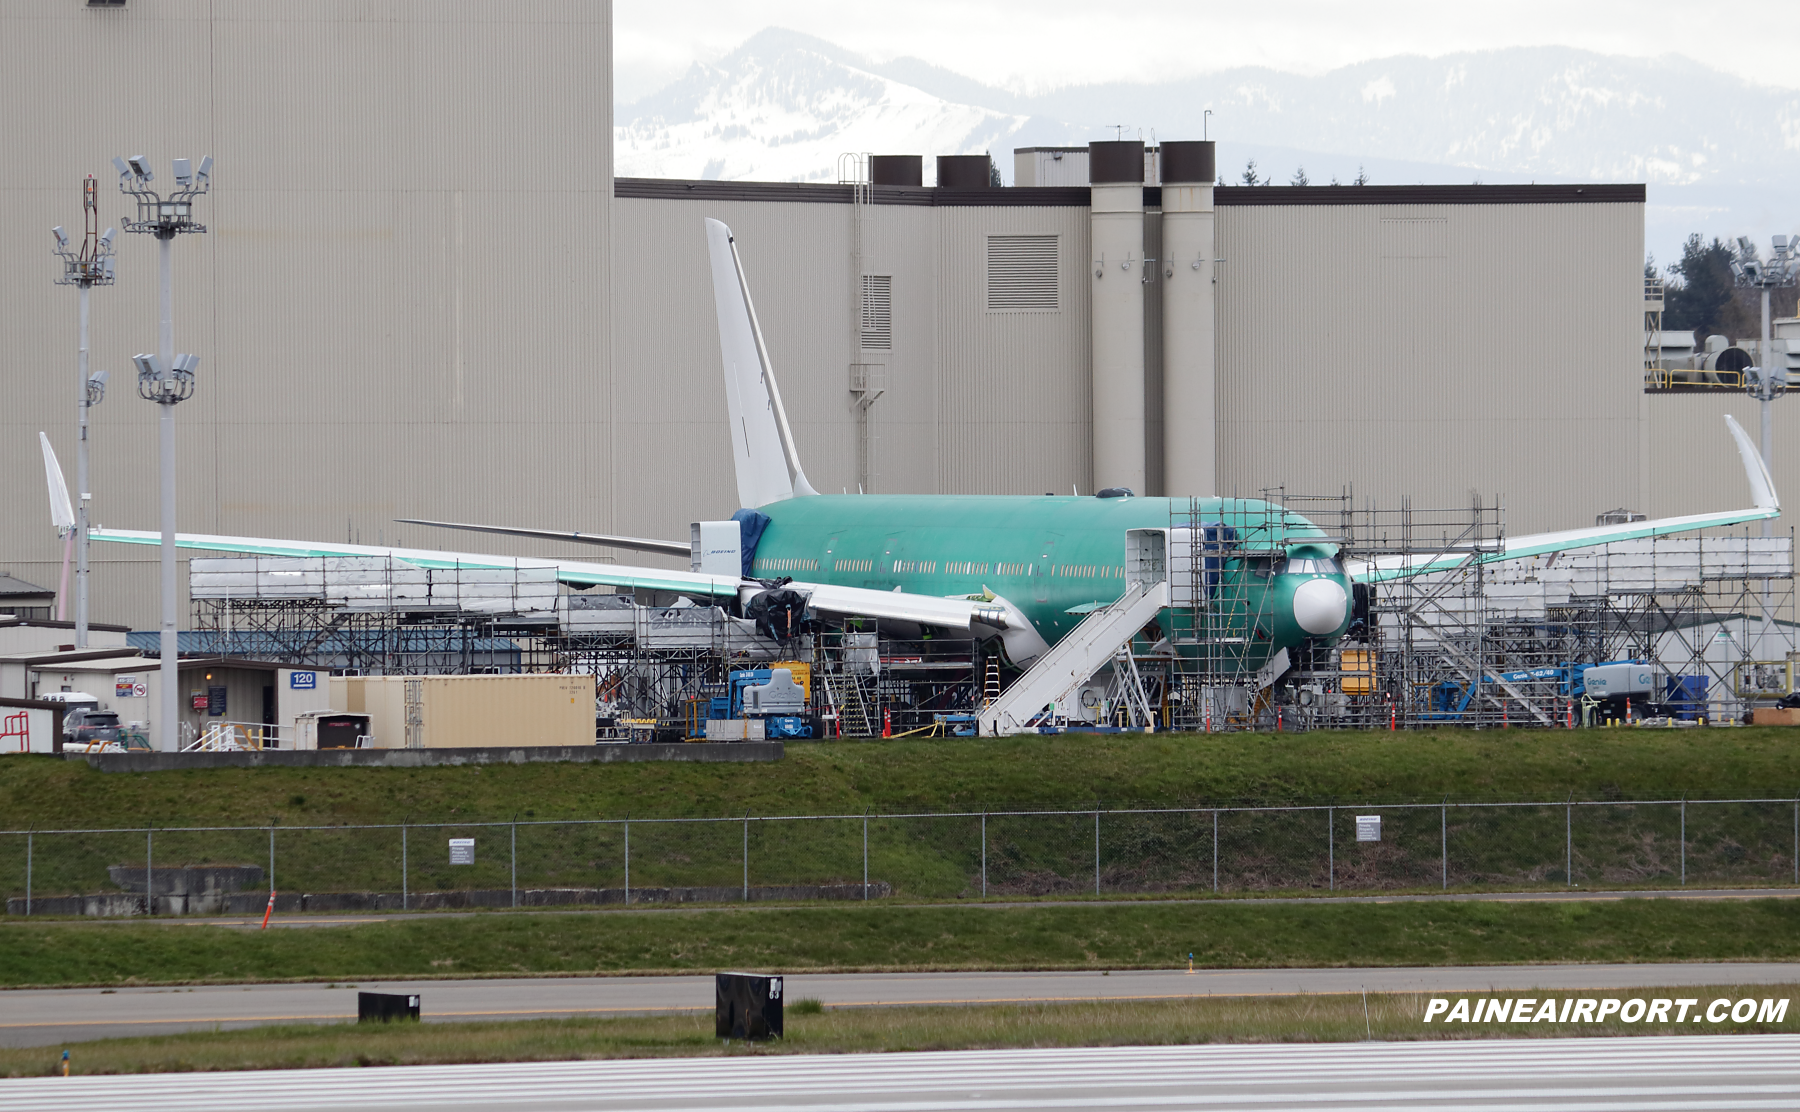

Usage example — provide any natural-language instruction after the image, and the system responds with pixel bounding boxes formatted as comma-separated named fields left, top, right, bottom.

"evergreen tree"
left=1353, top=166, right=1370, bottom=185
left=1290, top=166, right=1309, bottom=186
left=1664, top=235, right=1736, bottom=339
left=1240, top=159, right=1260, bottom=186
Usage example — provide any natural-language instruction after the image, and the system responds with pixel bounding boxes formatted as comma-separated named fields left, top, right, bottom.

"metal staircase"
left=978, top=530, right=1171, bottom=736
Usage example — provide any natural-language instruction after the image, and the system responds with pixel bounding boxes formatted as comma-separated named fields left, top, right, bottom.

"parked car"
left=63, top=707, right=122, bottom=747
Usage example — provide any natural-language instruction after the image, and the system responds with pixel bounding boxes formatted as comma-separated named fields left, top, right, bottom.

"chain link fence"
left=5, top=798, right=1800, bottom=914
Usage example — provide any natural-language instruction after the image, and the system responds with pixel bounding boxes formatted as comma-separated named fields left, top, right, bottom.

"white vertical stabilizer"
left=705, top=218, right=818, bottom=508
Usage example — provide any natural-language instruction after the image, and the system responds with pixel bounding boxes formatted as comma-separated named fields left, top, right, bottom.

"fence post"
left=862, top=812, right=868, bottom=900
left=1213, top=810, right=1218, bottom=893
left=24, top=832, right=31, bottom=917
left=1565, top=800, right=1572, bottom=887
left=145, top=826, right=153, bottom=917
left=268, top=824, right=275, bottom=899
left=1441, top=803, right=1447, bottom=890
left=1094, top=807, right=1101, bottom=896
left=1794, top=798, right=1797, bottom=886
left=742, top=814, right=749, bottom=903
left=624, top=819, right=630, bottom=906
left=1680, top=798, right=1686, bottom=886
left=401, top=823, right=408, bottom=911
left=981, top=812, right=987, bottom=898
left=511, top=821, right=518, bottom=909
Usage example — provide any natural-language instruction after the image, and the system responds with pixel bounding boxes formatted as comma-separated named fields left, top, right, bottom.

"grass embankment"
left=8, top=985, right=1796, bottom=1077
left=6, top=899, right=1800, bottom=988
left=6, top=729, right=1800, bottom=900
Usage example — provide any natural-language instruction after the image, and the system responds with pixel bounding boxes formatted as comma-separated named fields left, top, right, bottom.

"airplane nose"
left=1293, top=577, right=1348, bottom=636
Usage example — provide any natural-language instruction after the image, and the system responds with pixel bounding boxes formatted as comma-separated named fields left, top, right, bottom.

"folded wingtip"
left=1725, top=414, right=1781, bottom=514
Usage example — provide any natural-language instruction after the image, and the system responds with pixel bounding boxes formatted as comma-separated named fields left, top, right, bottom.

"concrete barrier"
left=73, top=742, right=784, bottom=773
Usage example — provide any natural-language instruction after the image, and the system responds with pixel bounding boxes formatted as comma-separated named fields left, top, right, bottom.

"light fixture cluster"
left=115, top=154, right=212, bottom=237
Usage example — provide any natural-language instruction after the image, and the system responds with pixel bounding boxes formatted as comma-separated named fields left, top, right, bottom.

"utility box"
left=715, top=972, right=783, bottom=1040
left=332, top=674, right=593, bottom=748
left=358, top=991, right=420, bottom=1023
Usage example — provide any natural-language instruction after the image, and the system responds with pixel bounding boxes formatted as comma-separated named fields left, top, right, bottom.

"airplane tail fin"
left=39, top=432, right=74, bottom=531
left=704, top=218, right=817, bottom=508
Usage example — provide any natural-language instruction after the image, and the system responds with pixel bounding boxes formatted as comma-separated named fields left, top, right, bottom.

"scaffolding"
left=189, top=514, right=1799, bottom=736
left=1157, top=494, right=1798, bottom=731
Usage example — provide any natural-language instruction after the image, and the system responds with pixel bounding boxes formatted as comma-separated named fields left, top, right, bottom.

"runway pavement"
left=6, top=1035, right=1800, bottom=1110
left=4, top=963, right=1799, bottom=1048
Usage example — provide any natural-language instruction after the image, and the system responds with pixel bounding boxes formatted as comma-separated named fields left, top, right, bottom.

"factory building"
left=0, top=1, right=1768, bottom=635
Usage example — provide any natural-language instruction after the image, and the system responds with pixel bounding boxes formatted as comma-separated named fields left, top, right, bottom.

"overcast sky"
left=616, top=1, right=1800, bottom=103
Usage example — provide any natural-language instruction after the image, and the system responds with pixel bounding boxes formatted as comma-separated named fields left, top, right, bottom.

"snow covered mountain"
left=615, top=30, right=1026, bottom=183
left=619, top=31, right=1800, bottom=187
left=615, top=30, right=1800, bottom=261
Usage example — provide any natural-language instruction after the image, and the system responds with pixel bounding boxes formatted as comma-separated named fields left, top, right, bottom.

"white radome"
left=1293, top=577, right=1349, bottom=636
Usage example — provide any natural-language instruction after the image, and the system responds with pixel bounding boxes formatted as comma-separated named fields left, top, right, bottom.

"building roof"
left=616, top=178, right=1646, bottom=209
left=0, top=574, right=52, bottom=600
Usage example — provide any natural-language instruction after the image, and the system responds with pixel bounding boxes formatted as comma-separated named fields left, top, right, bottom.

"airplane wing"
left=88, top=530, right=1012, bottom=631
left=393, top=518, right=691, bottom=559
left=1346, top=415, right=1780, bottom=584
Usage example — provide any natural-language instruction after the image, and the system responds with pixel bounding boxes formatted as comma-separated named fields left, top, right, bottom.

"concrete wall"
left=1, top=1, right=613, bottom=630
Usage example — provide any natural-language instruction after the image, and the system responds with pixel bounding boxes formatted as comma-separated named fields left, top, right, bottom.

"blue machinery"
left=1422, top=660, right=1711, bottom=723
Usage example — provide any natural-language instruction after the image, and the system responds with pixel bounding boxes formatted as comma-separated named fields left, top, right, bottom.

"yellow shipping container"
left=330, top=674, right=593, bottom=748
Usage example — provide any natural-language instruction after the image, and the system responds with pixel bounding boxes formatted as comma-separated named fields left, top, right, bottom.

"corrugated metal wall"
left=1646, top=392, right=1800, bottom=521
left=1214, top=201, right=1645, bottom=534
left=0, top=1, right=612, bottom=629
left=933, top=205, right=1092, bottom=495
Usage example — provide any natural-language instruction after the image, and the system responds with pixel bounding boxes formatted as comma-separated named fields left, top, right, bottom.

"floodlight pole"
left=119, top=155, right=210, bottom=753
left=51, top=177, right=116, bottom=648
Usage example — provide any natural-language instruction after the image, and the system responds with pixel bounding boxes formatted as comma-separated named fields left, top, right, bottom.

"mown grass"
left=6, top=897, right=1800, bottom=988
left=7, top=984, right=1795, bottom=1077
left=7, top=729, right=1800, bottom=904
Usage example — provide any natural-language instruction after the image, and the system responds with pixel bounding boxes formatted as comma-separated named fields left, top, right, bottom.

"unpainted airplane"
left=87, top=219, right=1781, bottom=673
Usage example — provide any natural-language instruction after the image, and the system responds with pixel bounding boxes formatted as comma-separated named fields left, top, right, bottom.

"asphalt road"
left=6, top=1036, right=1800, bottom=1110
left=5, top=964, right=1800, bottom=1048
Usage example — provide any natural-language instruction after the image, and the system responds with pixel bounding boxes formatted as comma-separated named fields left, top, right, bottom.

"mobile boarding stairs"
left=978, top=529, right=1173, bottom=737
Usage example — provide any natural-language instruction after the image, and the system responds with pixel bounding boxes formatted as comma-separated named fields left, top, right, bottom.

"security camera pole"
left=117, top=154, right=210, bottom=752
left=1731, top=234, right=1800, bottom=538
left=51, top=177, right=117, bottom=648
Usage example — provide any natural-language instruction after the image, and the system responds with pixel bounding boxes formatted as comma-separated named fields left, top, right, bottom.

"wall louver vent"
left=860, top=275, right=892, bottom=350
left=986, top=235, right=1059, bottom=311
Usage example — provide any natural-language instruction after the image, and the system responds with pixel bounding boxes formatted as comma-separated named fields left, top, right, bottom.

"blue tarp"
left=732, top=509, right=771, bottom=578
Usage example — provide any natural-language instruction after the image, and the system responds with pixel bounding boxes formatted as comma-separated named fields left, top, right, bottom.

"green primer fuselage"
left=749, top=494, right=1350, bottom=666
